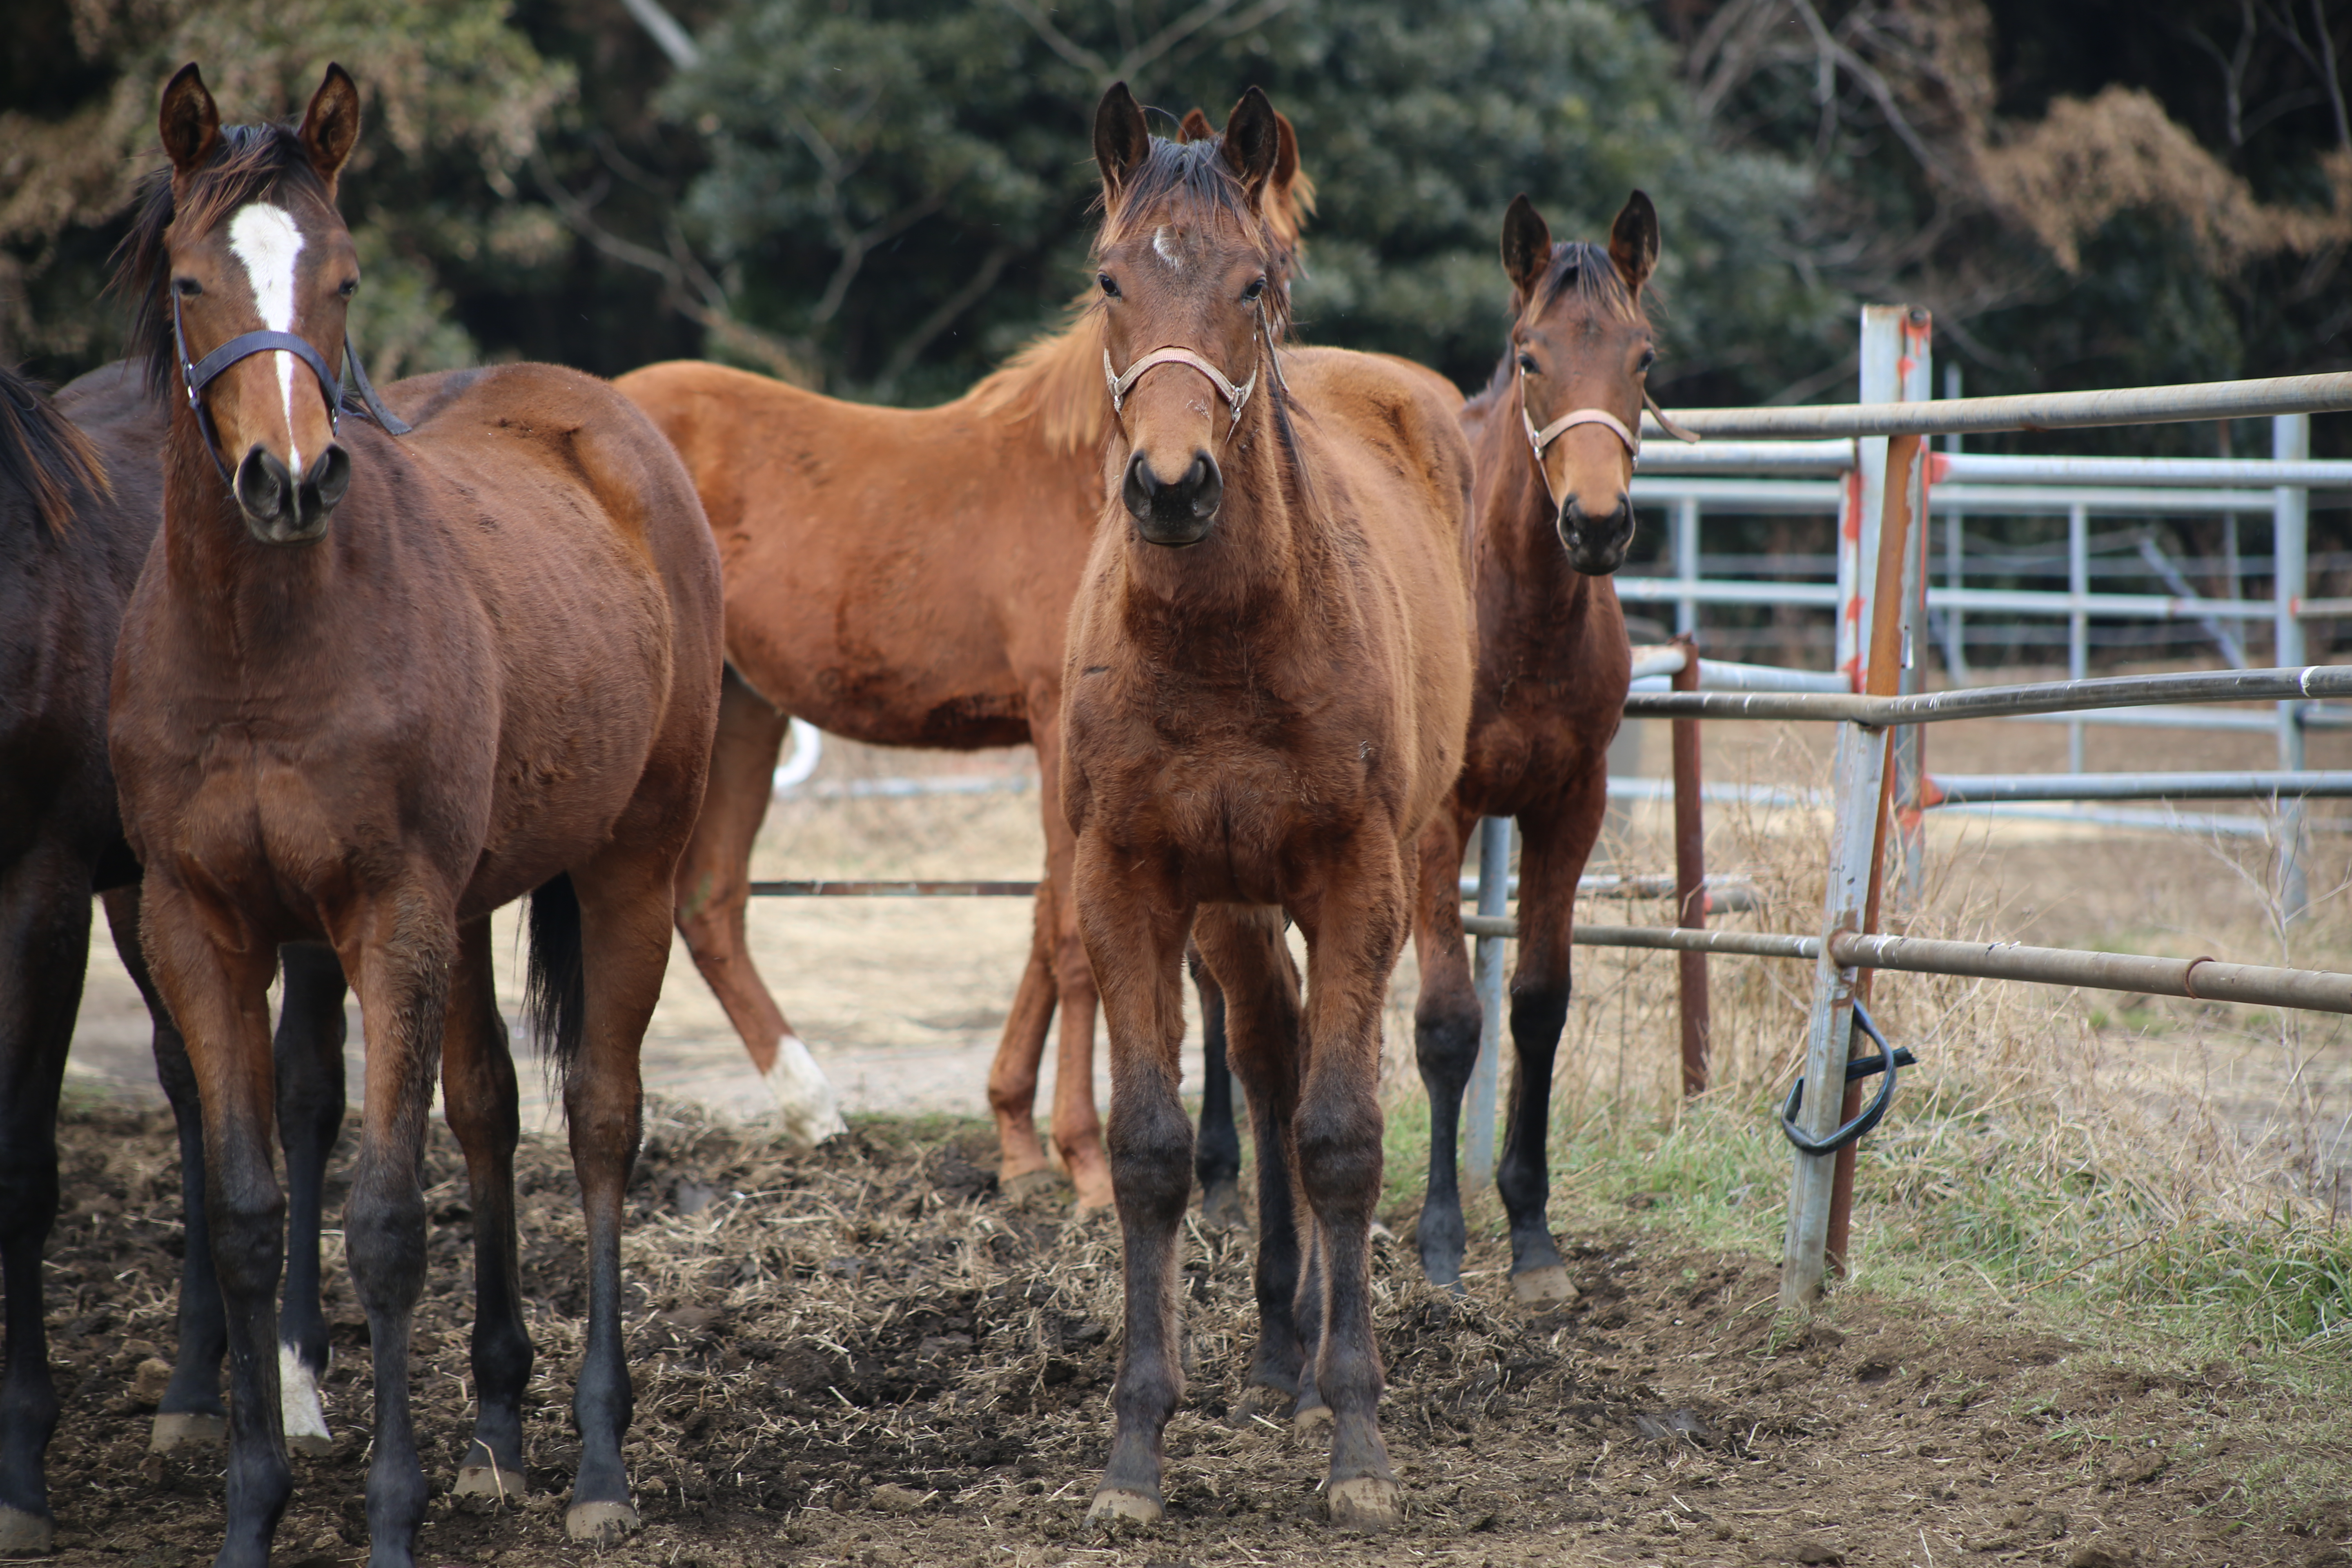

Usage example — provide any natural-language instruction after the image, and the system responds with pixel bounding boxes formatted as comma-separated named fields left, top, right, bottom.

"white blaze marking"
left=227, top=204, right=308, bottom=476
left=1153, top=225, right=1183, bottom=268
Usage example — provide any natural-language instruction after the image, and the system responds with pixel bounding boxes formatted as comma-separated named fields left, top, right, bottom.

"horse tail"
left=523, top=872, right=588, bottom=1082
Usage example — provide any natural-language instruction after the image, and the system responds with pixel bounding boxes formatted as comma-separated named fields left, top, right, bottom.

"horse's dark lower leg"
left=1410, top=812, right=1479, bottom=1290
left=102, top=889, right=230, bottom=1452
left=1188, top=953, right=1245, bottom=1227
left=275, top=944, right=347, bottom=1455
left=343, top=922, right=449, bottom=1568
left=441, top=919, right=531, bottom=1501
left=1092, top=1047, right=1190, bottom=1521
left=143, top=888, right=294, bottom=1568
left=0, top=862, right=87, bottom=1552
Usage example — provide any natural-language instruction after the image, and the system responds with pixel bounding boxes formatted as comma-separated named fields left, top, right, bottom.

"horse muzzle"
left=1123, top=449, right=1223, bottom=548
left=236, top=442, right=350, bottom=546
left=1558, top=495, right=1634, bottom=576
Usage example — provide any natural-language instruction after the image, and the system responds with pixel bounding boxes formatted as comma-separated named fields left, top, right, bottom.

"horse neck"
left=1473, top=410, right=1601, bottom=620
left=1116, top=389, right=1315, bottom=646
left=159, top=401, right=335, bottom=646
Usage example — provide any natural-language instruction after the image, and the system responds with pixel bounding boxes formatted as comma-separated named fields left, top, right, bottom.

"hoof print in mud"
left=1086, top=1488, right=1163, bottom=1527
left=1325, top=1477, right=1400, bottom=1531
left=565, top=1500, right=640, bottom=1544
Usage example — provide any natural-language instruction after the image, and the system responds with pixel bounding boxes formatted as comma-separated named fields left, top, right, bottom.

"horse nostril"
left=309, top=445, right=351, bottom=511
left=1184, top=453, right=1222, bottom=519
left=1122, top=451, right=1161, bottom=521
left=234, top=444, right=290, bottom=523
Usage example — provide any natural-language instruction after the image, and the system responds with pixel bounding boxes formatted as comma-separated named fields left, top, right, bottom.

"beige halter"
left=1517, top=364, right=1641, bottom=472
left=1103, top=341, right=1259, bottom=435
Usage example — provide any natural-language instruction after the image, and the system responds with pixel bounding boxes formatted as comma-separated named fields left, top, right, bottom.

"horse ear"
left=1221, top=86, right=1280, bottom=204
left=159, top=63, right=221, bottom=176
left=1094, top=82, right=1151, bottom=199
left=1272, top=110, right=1301, bottom=197
left=298, top=63, right=362, bottom=193
left=1608, top=189, right=1659, bottom=295
left=1178, top=108, right=1214, bottom=143
left=1501, top=194, right=1552, bottom=303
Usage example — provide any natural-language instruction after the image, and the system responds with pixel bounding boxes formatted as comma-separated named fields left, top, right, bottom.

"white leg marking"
left=279, top=1339, right=332, bottom=1449
left=762, top=1033, right=847, bottom=1147
left=227, top=203, right=308, bottom=475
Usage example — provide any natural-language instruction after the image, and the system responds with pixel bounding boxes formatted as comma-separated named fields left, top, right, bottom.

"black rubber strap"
left=339, top=336, right=411, bottom=435
left=1780, top=997, right=1918, bottom=1156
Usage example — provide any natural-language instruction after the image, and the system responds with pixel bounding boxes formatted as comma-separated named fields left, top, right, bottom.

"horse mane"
left=111, top=121, right=333, bottom=403
left=970, top=124, right=1316, bottom=460
left=0, top=365, right=109, bottom=535
left=1531, top=239, right=1641, bottom=322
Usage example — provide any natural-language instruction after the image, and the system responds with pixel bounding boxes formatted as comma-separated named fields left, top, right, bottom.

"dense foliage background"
left=9, top=0, right=2348, bottom=416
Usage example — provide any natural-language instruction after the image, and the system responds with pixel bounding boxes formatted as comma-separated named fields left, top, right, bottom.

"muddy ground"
left=38, top=1101, right=2351, bottom=1568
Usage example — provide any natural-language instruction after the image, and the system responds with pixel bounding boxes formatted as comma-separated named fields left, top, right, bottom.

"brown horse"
left=108, top=62, right=722, bottom=1568
left=616, top=121, right=1312, bottom=1207
left=0, top=356, right=351, bottom=1555
left=1406, top=194, right=1650, bottom=1303
left=1063, top=85, right=1474, bottom=1530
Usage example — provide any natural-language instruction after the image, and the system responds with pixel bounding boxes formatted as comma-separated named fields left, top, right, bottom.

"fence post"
left=1891, top=310, right=1933, bottom=915
left=1671, top=635, right=1710, bottom=1095
left=1940, top=362, right=1969, bottom=683
left=1840, top=308, right=1907, bottom=688
left=2275, top=413, right=2310, bottom=919
left=1674, top=496, right=1701, bottom=637
left=2069, top=500, right=2090, bottom=774
left=1466, top=814, right=1513, bottom=1189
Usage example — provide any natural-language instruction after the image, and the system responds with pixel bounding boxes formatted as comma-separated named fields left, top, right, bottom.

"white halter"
left=1103, top=341, right=1259, bottom=435
left=1518, top=365, right=1640, bottom=468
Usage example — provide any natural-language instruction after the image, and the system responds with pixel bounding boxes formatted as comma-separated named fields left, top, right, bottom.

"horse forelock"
left=0, top=365, right=109, bottom=536
left=113, top=122, right=334, bottom=403
left=1531, top=240, right=1642, bottom=325
left=1096, top=138, right=1295, bottom=337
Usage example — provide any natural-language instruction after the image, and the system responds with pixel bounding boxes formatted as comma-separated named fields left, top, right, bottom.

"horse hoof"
left=1510, top=1264, right=1579, bottom=1308
left=1085, top=1487, right=1162, bottom=1526
left=285, top=1428, right=336, bottom=1458
left=1326, top=1476, right=1400, bottom=1530
left=1292, top=1400, right=1334, bottom=1438
left=1200, top=1179, right=1249, bottom=1230
left=454, top=1464, right=529, bottom=1502
left=0, top=1506, right=53, bottom=1557
left=149, top=1411, right=227, bottom=1453
left=565, top=1500, right=639, bottom=1543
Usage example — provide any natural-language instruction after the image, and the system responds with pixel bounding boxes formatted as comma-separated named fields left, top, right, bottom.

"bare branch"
left=871, top=243, right=1015, bottom=396
left=992, top=0, right=1110, bottom=78
left=1785, top=0, right=1959, bottom=185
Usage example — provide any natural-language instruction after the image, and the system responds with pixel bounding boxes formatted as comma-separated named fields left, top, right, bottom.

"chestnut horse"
left=1063, top=86, right=1474, bottom=1529
left=108, top=63, right=721, bottom=1568
left=0, top=357, right=351, bottom=1554
left=616, top=121, right=1312, bottom=1206
left=1407, top=194, right=1652, bottom=1303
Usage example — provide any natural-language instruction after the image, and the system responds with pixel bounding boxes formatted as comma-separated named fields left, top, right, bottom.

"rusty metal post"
left=1670, top=635, right=1711, bottom=1095
left=1818, top=433, right=1922, bottom=1288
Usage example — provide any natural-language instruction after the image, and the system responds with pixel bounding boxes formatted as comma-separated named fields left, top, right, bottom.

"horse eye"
left=1517, top=353, right=1539, bottom=374
left=174, top=278, right=202, bottom=298
left=339, top=278, right=359, bottom=298
left=1242, top=276, right=1266, bottom=303
left=1098, top=272, right=1120, bottom=298
left=1638, top=348, right=1657, bottom=372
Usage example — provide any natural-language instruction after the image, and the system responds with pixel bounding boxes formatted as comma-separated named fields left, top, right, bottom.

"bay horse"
left=1063, top=85, right=1474, bottom=1529
left=1406, top=194, right=1651, bottom=1303
left=615, top=120, right=1312, bottom=1207
left=108, top=62, right=721, bottom=1568
left=0, top=359, right=348, bottom=1553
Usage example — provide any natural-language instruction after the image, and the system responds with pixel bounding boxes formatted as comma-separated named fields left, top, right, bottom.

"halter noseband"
left=173, top=292, right=412, bottom=484
left=1102, top=297, right=1267, bottom=439
left=1518, top=364, right=1642, bottom=472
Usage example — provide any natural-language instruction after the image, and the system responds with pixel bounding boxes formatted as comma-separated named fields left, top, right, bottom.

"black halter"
left=172, top=292, right=412, bottom=484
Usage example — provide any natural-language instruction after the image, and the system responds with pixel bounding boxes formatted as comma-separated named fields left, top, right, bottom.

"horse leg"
left=984, top=878, right=1058, bottom=1192
left=101, top=887, right=230, bottom=1454
left=1192, top=909, right=1304, bottom=1398
left=441, top=916, right=532, bottom=1503
left=562, top=850, right=678, bottom=1543
left=1029, top=706, right=1111, bottom=1209
left=1496, top=780, right=1604, bottom=1309
left=1410, top=804, right=1479, bottom=1289
left=274, top=943, right=347, bottom=1456
left=1187, top=946, right=1246, bottom=1228
left=1072, top=842, right=1190, bottom=1524
left=674, top=666, right=842, bottom=1145
left=0, top=846, right=89, bottom=1553
left=336, top=893, right=455, bottom=1568
left=139, top=880, right=293, bottom=1568
left=1292, top=843, right=1410, bottom=1530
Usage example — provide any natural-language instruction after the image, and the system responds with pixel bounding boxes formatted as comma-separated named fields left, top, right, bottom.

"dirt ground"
left=37, top=1100, right=2352, bottom=1568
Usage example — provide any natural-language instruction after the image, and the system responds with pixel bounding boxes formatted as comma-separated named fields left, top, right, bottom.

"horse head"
left=1092, top=83, right=1291, bottom=549
left=1499, top=190, right=1660, bottom=576
left=151, top=62, right=363, bottom=546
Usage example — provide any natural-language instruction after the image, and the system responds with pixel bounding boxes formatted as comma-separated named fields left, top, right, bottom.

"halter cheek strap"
left=173, top=292, right=412, bottom=485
